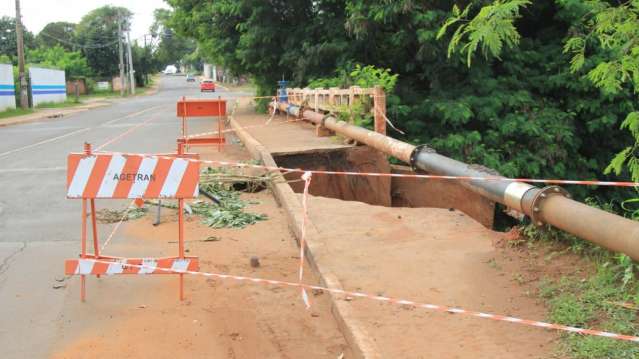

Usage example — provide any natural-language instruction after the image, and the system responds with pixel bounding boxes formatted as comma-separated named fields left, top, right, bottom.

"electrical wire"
left=38, top=31, right=120, bottom=49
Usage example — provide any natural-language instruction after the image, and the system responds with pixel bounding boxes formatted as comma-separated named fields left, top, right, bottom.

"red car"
left=200, top=79, right=216, bottom=92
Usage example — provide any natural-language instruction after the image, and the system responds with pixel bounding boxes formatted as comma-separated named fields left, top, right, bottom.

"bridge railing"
left=286, top=86, right=386, bottom=135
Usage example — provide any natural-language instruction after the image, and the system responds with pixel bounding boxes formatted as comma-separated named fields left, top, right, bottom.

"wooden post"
left=373, top=86, right=386, bottom=135
left=314, top=89, right=318, bottom=112
left=329, top=87, right=338, bottom=111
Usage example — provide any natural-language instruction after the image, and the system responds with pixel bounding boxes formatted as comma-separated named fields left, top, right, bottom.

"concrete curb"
left=0, top=102, right=110, bottom=128
left=229, top=114, right=380, bottom=359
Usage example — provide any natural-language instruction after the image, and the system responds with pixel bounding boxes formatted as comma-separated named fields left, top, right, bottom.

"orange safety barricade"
left=177, top=97, right=227, bottom=152
left=65, top=141, right=200, bottom=301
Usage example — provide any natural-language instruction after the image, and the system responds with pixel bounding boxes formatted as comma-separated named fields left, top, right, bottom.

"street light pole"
left=126, top=30, right=135, bottom=95
left=15, top=0, right=28, bottom=108
left=117, top=12, right=125, bottom=96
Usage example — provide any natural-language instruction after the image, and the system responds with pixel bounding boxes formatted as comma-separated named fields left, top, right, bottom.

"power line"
left=38, top=31, right=120, bottom=49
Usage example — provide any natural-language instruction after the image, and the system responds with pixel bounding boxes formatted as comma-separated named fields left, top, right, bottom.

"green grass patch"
left=538, top=265, right=639, bottom=358
left=35, top=99, right=83, bottom=109
left=0, top=107, right=34, bottom=119
left=523, top=202, right=639, bottom=359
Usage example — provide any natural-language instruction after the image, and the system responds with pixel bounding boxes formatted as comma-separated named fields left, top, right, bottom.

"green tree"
left=27, top=45, right=92, bottom=78
left=131, top=41, right=158, bottom=85
left=438, top=0, right=639, bottom=199
left=167, top=0, right=638, bottom=206
left=36, top=22, right=77, bottom=50
left=167, top=0, right=350, bottom=96
left=75, top=6, right=132, bottom=78
left=150, top=8, right=196, bottom=69
left=0, top=16, right=36, bottom=64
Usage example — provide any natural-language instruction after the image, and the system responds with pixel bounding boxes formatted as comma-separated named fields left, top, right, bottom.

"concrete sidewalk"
left=230, top=100, right=558, bottom=359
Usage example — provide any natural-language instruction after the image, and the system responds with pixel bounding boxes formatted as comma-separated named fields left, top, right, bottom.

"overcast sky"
left=1, top=0, right=171, bottom=41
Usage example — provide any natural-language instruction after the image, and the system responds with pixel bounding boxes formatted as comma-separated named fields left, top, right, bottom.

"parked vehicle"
left=200, top=79, right=215, bottom=92
left=186, top=74, right=195, bottom=82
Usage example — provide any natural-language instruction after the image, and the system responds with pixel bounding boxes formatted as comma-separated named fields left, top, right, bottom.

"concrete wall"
left=29, top=67, right=66, bottom=107
left=66, top=79, right=87, bottom=95
left=0, top=64, right=16, bottom=111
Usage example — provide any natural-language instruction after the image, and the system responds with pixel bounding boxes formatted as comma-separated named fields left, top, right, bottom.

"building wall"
left=0, top=64, right=16, bottom=111
left=66, top=79, right=87, bottom=95
left=29, top=67, right=66, bottom=106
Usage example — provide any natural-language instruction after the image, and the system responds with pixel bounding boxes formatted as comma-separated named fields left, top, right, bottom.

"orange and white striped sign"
left=65, top=256, right=199, bottom=275
left=66, top=153, right=199, bottom=199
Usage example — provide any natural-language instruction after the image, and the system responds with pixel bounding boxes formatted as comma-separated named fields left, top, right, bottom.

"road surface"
left=0, top=76, right=250, bottom=357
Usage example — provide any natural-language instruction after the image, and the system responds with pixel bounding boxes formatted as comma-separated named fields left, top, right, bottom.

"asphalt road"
left=0, top=75, right=250, bottom=357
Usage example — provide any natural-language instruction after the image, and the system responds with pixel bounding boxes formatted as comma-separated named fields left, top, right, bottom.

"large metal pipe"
left=278, top=102, right=639, bottom=260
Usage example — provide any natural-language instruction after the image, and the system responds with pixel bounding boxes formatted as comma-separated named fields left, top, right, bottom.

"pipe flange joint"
left=530, top=186, right=571, bottom=226
left=409, top=144, right=437, bottom=172
left=321, top=113, right=332, bottom=128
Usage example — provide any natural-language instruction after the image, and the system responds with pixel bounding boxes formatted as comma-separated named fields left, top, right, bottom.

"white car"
left=163, top=65, right=177, bottom=75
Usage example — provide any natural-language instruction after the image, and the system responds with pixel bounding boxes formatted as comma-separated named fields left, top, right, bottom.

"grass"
left=0, top=107, right=34, bottom=120
left=35, top=99, right=83, bottom=109
left=538, top=264, right=639, bottom=358
left=519, top=198, right=639, bottom=358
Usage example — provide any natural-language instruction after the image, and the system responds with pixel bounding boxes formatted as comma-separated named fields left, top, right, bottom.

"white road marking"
left=0, top=127, right=91, bottom=159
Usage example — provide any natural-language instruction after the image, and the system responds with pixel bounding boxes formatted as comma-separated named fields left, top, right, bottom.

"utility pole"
left=126, top=31, right=135, bottom=95
left=117, top=12, right=125, bottom=96
left=14, top=0, right=28, bottom=108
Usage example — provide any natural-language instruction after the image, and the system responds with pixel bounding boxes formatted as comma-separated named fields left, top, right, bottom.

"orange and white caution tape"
left=100, top=199, right=136, bottom=252
left=77, top=258, right=639, bottom=343
left=66, top=256, right=199, bottom=275
left=373, top=103, right=405, bottom=135
left=299, top=171, right=312, bottom=309
left=196, top=159, right=639, bottom=188
left=85, top=152, right=639, bottom=188
left=186, top=117, right=304, bottom=139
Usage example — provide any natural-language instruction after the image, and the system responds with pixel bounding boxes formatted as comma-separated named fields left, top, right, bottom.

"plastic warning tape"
left=197, top=159, right=639, bottom=188
left=85, top=152, right=639, bottom=188
left=80, top=258, right=639, bottom=342
left=66, top=153, right=200, bottom=199
left=186, top=118, right=305, bottom=139
left=66, top=257, right=199, bottom=275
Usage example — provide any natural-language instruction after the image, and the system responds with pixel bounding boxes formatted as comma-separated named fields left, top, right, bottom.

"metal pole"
left=277, top=102, right=639, bottom=261
left=117, top=13, right=125, bottom=97
left=81, top=198, right=87, bottom=302
left=126, top=31, right=135, bottom=95
left=14, top=0, right=28, bottom=109
left=177, top=142, right=185, bottom=301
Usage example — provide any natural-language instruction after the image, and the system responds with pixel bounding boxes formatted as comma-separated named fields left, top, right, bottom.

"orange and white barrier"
left=66, top=142, right=200, bottom=302
left=66, top=153, right=199, bottom=199
left=66, top=256, right=199, bottom=275
left=178, top=96, right=227, bottom=151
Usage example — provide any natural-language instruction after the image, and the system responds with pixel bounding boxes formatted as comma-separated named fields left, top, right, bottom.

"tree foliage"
left=167, top=0, right=638, bottom=205
left=75, top=6, right=132, bottom=78
left=35, top=22, right=77, bottom=51
left=0, top=16, right=35, bottom=64
left=150, top=9, right=197, bottom=69
left=167, top=0, right=351, bottom=95
left=27, top=45, right=92, bottom=78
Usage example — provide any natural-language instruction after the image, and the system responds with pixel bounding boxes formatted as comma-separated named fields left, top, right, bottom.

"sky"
left=1, top=0, right=171, bottom=41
